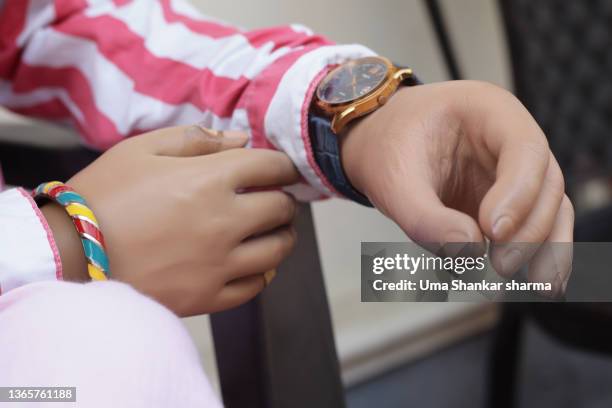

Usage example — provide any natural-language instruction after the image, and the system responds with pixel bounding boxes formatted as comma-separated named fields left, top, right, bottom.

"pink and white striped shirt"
left=0, top=0, right=375, bottom=293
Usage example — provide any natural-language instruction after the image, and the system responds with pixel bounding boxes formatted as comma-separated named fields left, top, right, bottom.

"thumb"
left=146, top=125, right=248, bottom=157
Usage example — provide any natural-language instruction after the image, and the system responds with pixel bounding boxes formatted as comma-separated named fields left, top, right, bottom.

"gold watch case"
left=315, top=56, right=413, bottom=134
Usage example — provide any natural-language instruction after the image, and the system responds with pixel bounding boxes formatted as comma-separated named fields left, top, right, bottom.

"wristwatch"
left=309, top=56, right=419, bottom=206
left=314, top=56, right=416, bottom=134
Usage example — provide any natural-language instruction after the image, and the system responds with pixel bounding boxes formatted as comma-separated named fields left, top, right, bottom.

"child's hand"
left=43, top=125, right=300, bottom=316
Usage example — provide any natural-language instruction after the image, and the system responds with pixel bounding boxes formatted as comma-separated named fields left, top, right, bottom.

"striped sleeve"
left=0, top=0, right=376, bottom=200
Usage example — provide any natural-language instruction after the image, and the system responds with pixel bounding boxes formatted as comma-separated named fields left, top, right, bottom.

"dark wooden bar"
left=0, top=139, right=98, bottom=189
left=210, top=204, right=346, bottom=408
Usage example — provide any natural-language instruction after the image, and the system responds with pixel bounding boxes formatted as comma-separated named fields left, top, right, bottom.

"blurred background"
left=2, top=0, right=612, bottom=407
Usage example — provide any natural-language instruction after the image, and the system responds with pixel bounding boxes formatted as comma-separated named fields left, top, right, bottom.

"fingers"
left=214, top=274, right=266, bottom=311
left=478, top=140, right=551, bottom=242
left=213, top=223, right=295, bottom=311
left=527, top=195, right=575, bottom=296
left=489, top=156, right=565, bottom=276
left=490, top=195, right=574, bottom=294
left=222, top=149, right=301, bottom=189
left=458, top=85, right=552, bottom=241
left=139, top=125, right=248, bottom=157
left=384, top=177, right=485, bottom=253
left=227, top=226, right=296, bottom=280
left=234, top=191, right=297, bottom=238
left=508, top=156, right=565, bottom=242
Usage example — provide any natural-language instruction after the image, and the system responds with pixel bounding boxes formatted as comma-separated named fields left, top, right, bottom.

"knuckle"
left=202, top=160, right=234, bottom=189
left=216, top=165, right=237, bottom=189
left=220, top=150, right=248, bottom=179
left=189, top=169, right=218, bottom=194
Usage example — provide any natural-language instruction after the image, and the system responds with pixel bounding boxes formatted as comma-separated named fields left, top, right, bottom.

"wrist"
left=338, top=86, right=416, bottom=198
left=40, top=203, right=89, bottom=282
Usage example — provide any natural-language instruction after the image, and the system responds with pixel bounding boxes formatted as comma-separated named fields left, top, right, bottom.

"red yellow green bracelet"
left=33, top=181, right=110, bottom=281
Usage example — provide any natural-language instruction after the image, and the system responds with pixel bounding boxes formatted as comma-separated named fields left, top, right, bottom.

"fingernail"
left=224, top=132, right=249, bottom=143
left=500, top=249, right=522, bottom=276
left=492, top=215, right=513, bottom=240
left=197, top=126, right=223, bottom=138
left=263, top=269, right=277, bottom=287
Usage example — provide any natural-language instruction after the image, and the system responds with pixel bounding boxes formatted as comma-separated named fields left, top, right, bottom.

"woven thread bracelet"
left=33, top=181, right=110, bottom=281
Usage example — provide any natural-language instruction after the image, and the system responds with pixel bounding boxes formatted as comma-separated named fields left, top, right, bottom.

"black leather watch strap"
left=308, top=114, right=373, bottom=207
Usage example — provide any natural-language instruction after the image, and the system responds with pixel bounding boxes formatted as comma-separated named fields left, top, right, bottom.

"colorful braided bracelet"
left=33, top=181, right=110, bottom=281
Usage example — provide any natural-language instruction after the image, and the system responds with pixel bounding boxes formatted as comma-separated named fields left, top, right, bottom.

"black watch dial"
left=316, top=57, right=389, bottom=105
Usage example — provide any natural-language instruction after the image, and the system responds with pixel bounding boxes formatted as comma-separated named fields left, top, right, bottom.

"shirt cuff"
left=248, top=43, right=376, bottom=201
left=0, top=188, right=62, bottom=295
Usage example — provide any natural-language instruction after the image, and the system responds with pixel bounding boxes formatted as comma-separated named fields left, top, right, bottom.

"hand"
left=340, top=80, right=574, bottom=295
left=42, top=126, right=300, bottom=316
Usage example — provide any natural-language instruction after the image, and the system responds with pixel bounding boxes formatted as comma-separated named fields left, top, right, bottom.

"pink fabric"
left=244, top=43, right=325, bottom=151
left=0, top=281, right=222, bottom=408
left=0, top=0, right=375, bottom=203
left=17, top=188, right=63, bottom=281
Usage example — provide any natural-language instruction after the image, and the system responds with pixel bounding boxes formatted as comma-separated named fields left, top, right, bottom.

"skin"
left=43, top=80, right=575, bottom=314
left=42, top=125, right=299, bottom=316
left=341, top=81, right=574, bottom=296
